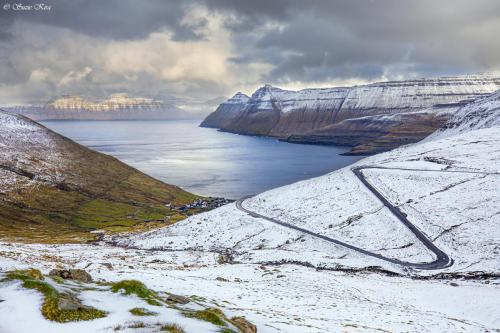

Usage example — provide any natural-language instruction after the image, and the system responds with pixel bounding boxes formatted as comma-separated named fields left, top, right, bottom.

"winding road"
left=236, top=166, right=498, bottom=270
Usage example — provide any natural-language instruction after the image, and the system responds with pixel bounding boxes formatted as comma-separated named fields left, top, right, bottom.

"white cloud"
left=0, top=15, right=272, bottom=104
left=57, top=66, right=93, bottom=86
left=28, top=68, right=52, bottom=82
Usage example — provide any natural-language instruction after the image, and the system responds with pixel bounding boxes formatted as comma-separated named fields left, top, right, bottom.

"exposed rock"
left=5, top=94, right=193, bottom=121
left=69, top=269, right=93, bottom=282
left=200, top=92, right=250, bottom=128
left=57, top=293, right=90, bottom=311
left=166, top=293, right=190, bottom=304
left=100, top=262, right=113, bottom=270
left=229, top=316, right=257, bottom=333
left=49, top=269, right=71, bottom=279
left=49, top=268, right=92, bottom=282
left=201, top=73, right=500, bottom=154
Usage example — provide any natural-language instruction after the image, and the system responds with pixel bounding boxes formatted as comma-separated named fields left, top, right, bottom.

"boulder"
left=166, top=293, right=190, bottom=305
left=69, top=269, right=93, bottom=282
left=57, top=293, right=89, bottom=311
left=49, top=269, right=70, bottom=279
left=49, top=268, right=92, bottom=282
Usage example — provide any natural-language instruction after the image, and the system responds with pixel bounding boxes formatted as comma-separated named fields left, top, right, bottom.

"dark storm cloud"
left=205, top=0, right=500, bottom=83
left=0, top=0, right=207, bottom=41
left=0, top=0, right=499, bottom=105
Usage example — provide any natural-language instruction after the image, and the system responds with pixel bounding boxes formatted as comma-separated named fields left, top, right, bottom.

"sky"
left=0, top=0, right=499, bottom=106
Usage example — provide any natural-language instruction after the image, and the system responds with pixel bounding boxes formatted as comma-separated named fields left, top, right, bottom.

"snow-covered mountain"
left=1, top=89, right=499, bottom=332
left=4, top=94, right=193, bottom=120
left=201, top=73, right=500, bottom=154
left=200, top=92, right=250, bottom=128
left=129, top=87, right=500, bottom=276
left=429, top=89, right=500, bottom=139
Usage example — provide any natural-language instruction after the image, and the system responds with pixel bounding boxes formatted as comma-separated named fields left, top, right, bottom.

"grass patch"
left=183, top=308, right=226, bottom=326
left=129, top=307, right=157, bottom=316
left=0, top=131, right=199, bottom=243
left=73, top=199, right=138, bottom=228
left=50, top=275, right=65, bottom=284
left=160, top=323, right=186, bottom=333
left=5, top=269, right=106, bottom=322
left=111, top=280, right=161, bottom=306
left=5, top=268, right=43, bottom=281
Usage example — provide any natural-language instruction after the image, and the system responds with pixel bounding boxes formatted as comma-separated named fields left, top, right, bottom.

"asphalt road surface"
left=236, top=166, right=497, bottom=270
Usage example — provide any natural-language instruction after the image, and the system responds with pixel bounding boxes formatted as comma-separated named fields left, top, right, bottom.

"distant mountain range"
left=201, top=73, right=500, bottom=154
left=3, top=94, right=203, bottom=120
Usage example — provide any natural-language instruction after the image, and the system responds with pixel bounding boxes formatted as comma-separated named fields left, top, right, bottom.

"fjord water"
left=42, top=120, right=362, bottom=199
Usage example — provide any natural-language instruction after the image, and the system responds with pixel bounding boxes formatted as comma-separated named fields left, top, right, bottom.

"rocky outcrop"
left=49, top=269, right=93, bottom=282
left=200, top=92, right=250, bottom=128
left=201, top=74, right=500, bottom=154
left=166, top=293, right=190, bottom=304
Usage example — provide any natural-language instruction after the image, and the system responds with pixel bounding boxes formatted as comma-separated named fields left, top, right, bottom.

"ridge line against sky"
left=0, top=0, right=499, bottom=105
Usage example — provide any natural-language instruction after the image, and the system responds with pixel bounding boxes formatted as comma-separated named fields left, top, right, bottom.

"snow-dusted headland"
left=4, top=94, right=191, bottom=121
left=1, top=90, right=500, bottom=332
left=201, top=73, right=500, bottom=154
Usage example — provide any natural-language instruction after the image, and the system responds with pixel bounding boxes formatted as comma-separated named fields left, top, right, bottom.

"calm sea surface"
left=42, top=120, right=362, bottom=199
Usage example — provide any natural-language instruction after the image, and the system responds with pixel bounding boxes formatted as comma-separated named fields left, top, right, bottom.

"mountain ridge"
left=201, top=73, right=500, bottom=154
left=4, top=93, right=197, bottom=121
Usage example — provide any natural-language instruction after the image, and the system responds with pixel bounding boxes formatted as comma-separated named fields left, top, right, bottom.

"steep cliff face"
left=201, top=73, right=500, bottom=153
left=5, top=94, right=191, bottom=120
left=200, top=92, right=250, bottom=128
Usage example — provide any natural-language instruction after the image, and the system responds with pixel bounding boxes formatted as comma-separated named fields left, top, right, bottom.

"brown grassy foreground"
left=0, top=112, right=200, bottom=243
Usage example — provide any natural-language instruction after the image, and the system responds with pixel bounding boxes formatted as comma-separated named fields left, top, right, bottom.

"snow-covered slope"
left=429, top=89, right=500, bottom=139
left=1, top=90, right=499, bottom=332
left=201, top=73, right=500, bottom=153
left=126, top=90, right=500, bottom=275
left=200, top=92, right=250, bottom=128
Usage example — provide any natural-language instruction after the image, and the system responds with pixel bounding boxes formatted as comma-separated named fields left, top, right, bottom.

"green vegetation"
left=1, top=269, right=255, bottom=332
left=5, top=269, right=106, bottom=322
left=0, top=121, right=199, bottom=243
left=5, top=268, right=44, bottom=281
left=183, top=308, right=226, bottom=326
left=160, top=323, right=186, bottom=333
left=129, top=307, right=157, bottom=316
left=50, top=275, right=65, bottom=284
left=111, top=280, right=162, bottom=306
